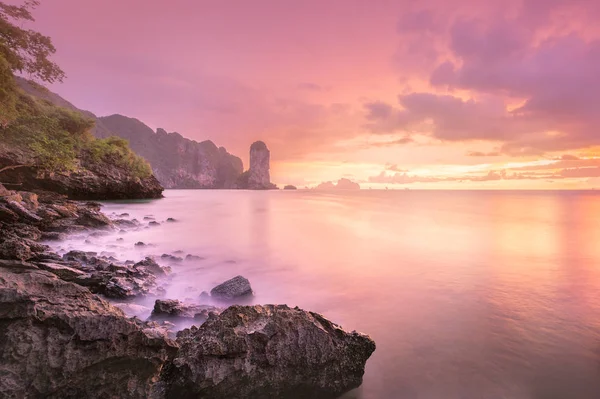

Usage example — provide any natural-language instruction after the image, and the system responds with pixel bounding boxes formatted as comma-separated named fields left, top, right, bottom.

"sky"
left=17, top=0, right=600, bottom=188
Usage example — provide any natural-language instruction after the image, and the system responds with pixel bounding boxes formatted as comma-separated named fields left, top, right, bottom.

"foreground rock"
left=210, top=275, right=253, bottom=300
left=161, top=305, right=376, bottom=399
left=0, top=260, right=176, bottom=398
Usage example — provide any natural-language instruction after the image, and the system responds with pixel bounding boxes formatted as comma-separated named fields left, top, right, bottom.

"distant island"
left=315, top=178, right=360, bottom=190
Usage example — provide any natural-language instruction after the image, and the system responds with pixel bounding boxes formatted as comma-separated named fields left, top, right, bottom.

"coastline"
left=0, top=183, right=375, bottom=398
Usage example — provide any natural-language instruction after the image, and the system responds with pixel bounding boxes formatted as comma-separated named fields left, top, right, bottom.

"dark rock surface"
left=210, top=275, right=253, bottom=300
left=161, top=305, right=376, bottom=399
left=284, top=184, right=297, bottom=190
left=151, top=299, right=221, bottom=320
left=0, top=259, right=177, bottom=398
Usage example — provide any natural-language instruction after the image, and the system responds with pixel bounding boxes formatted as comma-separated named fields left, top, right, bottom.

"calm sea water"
left=53, top=190, right=600, bottom=399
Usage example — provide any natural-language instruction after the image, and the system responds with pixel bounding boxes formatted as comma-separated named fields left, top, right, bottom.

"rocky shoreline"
left=0, top=183, right=375, bottom=398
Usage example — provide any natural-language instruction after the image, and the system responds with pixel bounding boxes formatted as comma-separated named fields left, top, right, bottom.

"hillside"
left=0, top=75, right=163, bottom=199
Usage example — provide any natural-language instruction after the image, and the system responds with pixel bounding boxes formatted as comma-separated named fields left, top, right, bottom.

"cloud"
left=466, top=151, right=500, bottom=157
left=297, top=82, right=324, bottom=91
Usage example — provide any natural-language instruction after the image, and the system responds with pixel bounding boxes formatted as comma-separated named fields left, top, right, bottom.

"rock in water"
left=210, top=275, right=253, bottom=300
left=0, top=260, right=176, bottom=398
left=249, top=141, right=271, bottom=189
left=161, top=305, right=376, bottom=399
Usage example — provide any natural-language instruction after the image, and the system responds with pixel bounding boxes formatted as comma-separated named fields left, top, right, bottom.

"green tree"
left=0, top=0, right=65, bottom=84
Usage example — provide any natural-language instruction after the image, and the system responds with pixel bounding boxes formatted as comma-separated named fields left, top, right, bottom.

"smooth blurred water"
left=53, top=190, right=600, bottom=398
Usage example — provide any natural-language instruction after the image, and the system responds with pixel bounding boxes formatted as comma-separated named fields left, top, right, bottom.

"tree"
left=0, top=0, right=65, bottom=84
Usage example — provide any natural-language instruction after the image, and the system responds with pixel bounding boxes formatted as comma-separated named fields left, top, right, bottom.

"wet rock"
left=151, top=299, right=221, bottom=320
left=113, top=303, right=153, bottom=318
left=0, top=204, right=18, bottom=222
left=6, top=200, right=42, bottom=222
left=166, top=217, right=177, bottom=222
left=149, top=221, right=160, bottom=226
left=161, top=253, right=183, bottom=262
left=143, top=216, right=155, bottom=221
left=114, top=218, right=139, bottom=228
left=135, top=241, right=146, bottom=246
left=135, top=257, right=171, bottom=276
left=36, top=262, right=87, bottom=281
left=76, top=207, right=112, bottom=228
left=63, top=250, right=97, bottom=263
left=0, top=260, right=176, bottom=398
left=116, top=237, right=124, bottom=241
left=199, top=291, right=210, bottom=301
left=210, top=275, right=253, bottom=301
left=173, top=250, right=185, bottom=255
left=19, top=191, right=39, bottom=209
left=161, top=305, right=376, bottom=399
left=118, top=212, right=130, bottom=217
left=40, top=231, right=67, bottom=241
left=0, top=239, right=33, bottom=261
left=185, top=254, right=204, bottom=261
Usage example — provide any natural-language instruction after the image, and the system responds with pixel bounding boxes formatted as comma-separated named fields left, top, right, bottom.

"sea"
left=48, top=190, right=600, bottom=399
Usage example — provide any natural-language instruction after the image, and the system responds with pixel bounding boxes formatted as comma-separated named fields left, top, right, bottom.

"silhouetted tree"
left=0, top=0, right=65, bottom=83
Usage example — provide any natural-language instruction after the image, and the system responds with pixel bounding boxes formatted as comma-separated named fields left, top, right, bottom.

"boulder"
left=0, top=260, right=176, bottom=398
left=210, top=275, right=253, bottom=300
left=36, top=262, right=88, bottom=281
left=160, top=305, right=376, bottom=399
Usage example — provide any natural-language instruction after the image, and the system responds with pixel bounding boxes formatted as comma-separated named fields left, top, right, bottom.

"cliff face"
left=98, top=116, right=243, bottom=189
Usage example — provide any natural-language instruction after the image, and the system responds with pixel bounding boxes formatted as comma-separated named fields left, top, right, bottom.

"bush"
left=86, top=136, right=152, bottom=178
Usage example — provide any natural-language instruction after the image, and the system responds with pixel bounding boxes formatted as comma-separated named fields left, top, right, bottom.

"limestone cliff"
left=98, top=116, right=243, bottom=189
left=236, top=141, right=277, bottom=189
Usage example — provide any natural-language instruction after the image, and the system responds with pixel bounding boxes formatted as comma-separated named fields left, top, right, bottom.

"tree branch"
left=0, top=164, right=32, bottom=174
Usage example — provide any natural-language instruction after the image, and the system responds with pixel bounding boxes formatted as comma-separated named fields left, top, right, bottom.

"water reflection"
left=60, top=190, right=600, bottom=399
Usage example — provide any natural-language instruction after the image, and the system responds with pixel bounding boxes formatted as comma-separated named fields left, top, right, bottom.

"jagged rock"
left=166, top=217, right=177, bottom=222
left=210, top=275, right=253, bottom=300
left=0, top=259, right=177, bottom=398
left=19, top=191, right=39, bottom=209
left=151, top=299, right=221, bottom=320
left=161, top=305, right=376, bottom=399
left=40, top=231, right=67, bottom=241
left=0, top=204, right=18, bottom=222
left=5, top=199, right=42, bottom=222
left=135, top=257, right=171, bottom=276
left=0, top=239, right=32, bottom=261
left=36, top=262, right=87, bottom=281
left=114, top=218, right=139, bottom=228
left=63, top=250, right=97, bottom=262
left=76, top=208, right=113, bottom=228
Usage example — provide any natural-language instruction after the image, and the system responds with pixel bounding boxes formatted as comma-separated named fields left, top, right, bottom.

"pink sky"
left=20, top=0, right=600, bottom=188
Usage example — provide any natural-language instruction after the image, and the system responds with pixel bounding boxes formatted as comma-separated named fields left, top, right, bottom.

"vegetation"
left=0, top=1, right=152, bottom=179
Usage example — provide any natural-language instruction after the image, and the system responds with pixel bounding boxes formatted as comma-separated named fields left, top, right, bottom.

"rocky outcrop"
left=161, top=305, right=376, bottom=399
left=235, top=141, right=277, bottom=190
left=0, top=146, right=163, bottom=201
left=96, top=116, right=243, bottom=189
left=284, top=185, right=297, bottom=190
left=210, top=275, right=253, bottom=301
left=0, top=259, right=177, bottom=398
